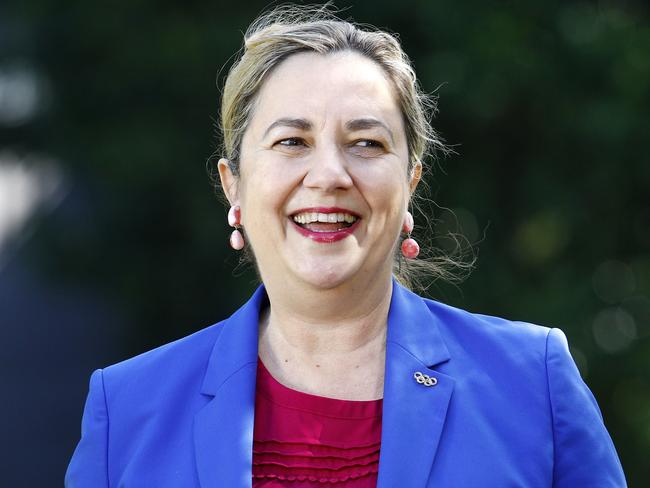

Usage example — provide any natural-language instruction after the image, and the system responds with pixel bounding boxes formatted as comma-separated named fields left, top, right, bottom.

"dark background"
left=1, top=0, right=648, bottom=485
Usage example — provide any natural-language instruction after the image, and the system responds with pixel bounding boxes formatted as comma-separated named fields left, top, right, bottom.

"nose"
left=302, top=145, right=353, bottom=192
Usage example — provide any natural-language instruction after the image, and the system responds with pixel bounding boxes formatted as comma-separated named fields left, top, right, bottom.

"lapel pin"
left=414, top=371, right=438, bottom=387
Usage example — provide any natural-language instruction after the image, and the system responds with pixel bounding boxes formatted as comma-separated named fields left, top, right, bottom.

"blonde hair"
left=212, top=4, right=475, bottom=291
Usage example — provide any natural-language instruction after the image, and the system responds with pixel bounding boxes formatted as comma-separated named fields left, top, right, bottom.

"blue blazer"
left=66, top=280, right=626, bottom=487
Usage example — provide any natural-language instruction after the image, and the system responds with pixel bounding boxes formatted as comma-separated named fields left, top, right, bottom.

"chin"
left=292, top=262, right=359, bottom=290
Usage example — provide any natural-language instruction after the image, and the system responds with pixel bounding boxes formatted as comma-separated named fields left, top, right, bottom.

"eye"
left=354, top=139, right=384, bottom=148
left=275, top=137, right=306, bottom=147
left=349, top=139, right=386, bottom=157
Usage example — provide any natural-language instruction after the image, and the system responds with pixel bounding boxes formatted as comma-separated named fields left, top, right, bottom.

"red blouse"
left=252, top=357, right=383, bottom=487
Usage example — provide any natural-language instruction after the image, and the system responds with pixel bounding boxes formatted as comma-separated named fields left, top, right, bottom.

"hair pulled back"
left=212, top=4, right=474, bottom=291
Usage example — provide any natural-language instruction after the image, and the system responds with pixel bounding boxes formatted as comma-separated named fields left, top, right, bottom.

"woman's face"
left=220, top=51, right=419, bottom=291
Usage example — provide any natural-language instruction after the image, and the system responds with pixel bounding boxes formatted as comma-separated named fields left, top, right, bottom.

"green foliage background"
left=2, top=0, right=648, bottom=484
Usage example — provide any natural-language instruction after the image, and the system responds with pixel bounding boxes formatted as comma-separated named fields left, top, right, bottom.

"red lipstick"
left=290, top=207, right=361, bottom=243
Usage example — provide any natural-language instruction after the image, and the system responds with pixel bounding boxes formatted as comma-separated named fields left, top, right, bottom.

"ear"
left=217, top=158, right=239, bottom=206
left=409, top=161, right=422, bottom=195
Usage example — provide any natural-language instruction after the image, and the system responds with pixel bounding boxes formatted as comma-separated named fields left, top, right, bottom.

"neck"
left=259, top=268, right=393, bottom=363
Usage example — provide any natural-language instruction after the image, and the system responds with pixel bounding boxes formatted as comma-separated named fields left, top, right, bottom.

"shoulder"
left=100, top=320, right=226, bottom=401
left=418, top=298, right=626, bottom=484
left=417, top=296, right=572, bottom=395
left=422, top=296, right=554, bottom=359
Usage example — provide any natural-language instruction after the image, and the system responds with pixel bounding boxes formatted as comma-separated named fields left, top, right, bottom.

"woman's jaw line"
left=260, top=263, right=395, bottom=331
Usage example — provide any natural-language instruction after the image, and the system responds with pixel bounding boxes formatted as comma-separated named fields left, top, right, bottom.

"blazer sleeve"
left=65, top=369, right=110, bottom=488
left=546, top=328, right=627, bottom=487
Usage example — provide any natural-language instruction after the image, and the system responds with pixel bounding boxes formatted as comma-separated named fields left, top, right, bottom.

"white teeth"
left=292, top=211, right=358, bottom=224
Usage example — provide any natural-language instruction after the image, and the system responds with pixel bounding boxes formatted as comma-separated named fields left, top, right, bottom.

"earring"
left=401, top=210, right=419, bottom=259
left=228, top=205, right=245, bottom=250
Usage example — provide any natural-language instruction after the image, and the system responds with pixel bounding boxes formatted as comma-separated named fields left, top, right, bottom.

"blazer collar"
left=385, top=279, right=451, bottom=367
left=194, top=279, right=454, bottom=487
left=194, top=286, right=265, bottom=487
left=200, top=285, right=267, bottom=396
left=377, top=280, right=455, bottom=487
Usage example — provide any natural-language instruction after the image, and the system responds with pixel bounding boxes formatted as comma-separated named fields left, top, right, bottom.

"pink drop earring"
left=228, top=205, right=245, bottom=250
left=401, top=210, right=420, bottom=259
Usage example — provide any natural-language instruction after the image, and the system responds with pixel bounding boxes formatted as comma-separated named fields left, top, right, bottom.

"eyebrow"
left=262, top=116, right=395, bottom=144
left=345, top=118, right=395, bottom=144
left=263, top=118, right=312, bottom=138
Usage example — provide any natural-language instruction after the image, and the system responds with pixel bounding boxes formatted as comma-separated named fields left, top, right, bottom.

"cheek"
left=239, top=165, right=299, bottom=228
left=354, top=166, right=409, bottom=211
left=355, top=179, right=408, bottom=242
left=240, top=180, right=271, bottom=230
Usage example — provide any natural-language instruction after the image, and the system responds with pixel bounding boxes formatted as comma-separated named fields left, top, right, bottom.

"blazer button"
left=413, top=371, right=438, bottom=387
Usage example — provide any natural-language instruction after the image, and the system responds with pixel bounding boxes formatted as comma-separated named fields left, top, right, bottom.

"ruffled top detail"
left=252, top=357, right=383, bottom=487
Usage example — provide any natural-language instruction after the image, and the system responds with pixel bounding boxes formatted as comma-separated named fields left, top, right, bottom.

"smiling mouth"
left=291, top=211, right=358, bottom=232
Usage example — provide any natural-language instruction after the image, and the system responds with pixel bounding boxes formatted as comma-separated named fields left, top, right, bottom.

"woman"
left=66, top=6, right=626, bottom=487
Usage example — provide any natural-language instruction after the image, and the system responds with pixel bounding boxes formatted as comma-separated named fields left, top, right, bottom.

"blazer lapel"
left=194, top=285, right=267, bottom=488
left=192, top=281, right=453, bottom=487
left=377, top=281, right=455, bottom=487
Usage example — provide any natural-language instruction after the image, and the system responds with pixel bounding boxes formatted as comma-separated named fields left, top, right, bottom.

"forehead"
left=249, top=50, right=403, bottom=132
